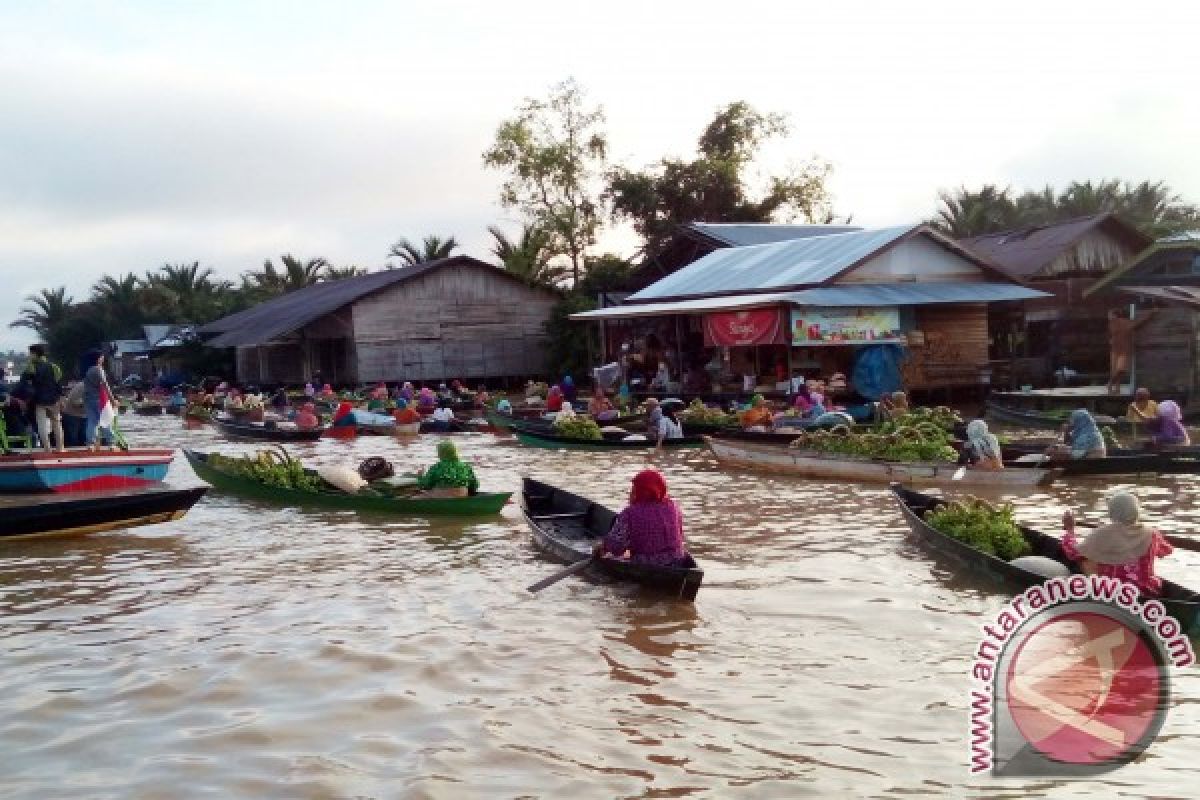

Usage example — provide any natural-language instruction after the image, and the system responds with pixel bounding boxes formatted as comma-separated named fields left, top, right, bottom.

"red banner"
left=703, top=309, right=786, bottom=347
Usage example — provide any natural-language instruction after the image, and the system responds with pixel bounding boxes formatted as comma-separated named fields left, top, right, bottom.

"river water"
left=1, top=416, right=1197, bottom=798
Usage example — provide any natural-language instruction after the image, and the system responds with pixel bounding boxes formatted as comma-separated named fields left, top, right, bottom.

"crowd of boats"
left=2, top=381, right=1198, bottom=635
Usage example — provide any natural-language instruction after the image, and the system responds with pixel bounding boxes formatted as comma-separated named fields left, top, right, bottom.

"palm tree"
left=91, top=273, right=145, bottom=336
left=488, top=224, right=563, bottom=287
left=10, top=287, right=74, bottom=340
left=388, top=235, right=459, bottom=266
left=931, top=185, right=1019, bottom=237
left=245, top=254, right=330, bottom=293
left=324, top=265, right=368, bottom=280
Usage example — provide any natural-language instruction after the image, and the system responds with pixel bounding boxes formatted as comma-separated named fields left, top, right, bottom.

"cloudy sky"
left=2, top=1, right=1198, bottom=347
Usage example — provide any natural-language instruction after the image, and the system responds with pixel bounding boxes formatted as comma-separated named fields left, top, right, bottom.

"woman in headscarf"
left=1126, top=387, right=1157, bottom=423
left=1151, top=400, right=1190, bottom=446
left=588, top=386, right=615, bottom=420
left=593, top=470, right=688, bottom=567
left=304, top=382, right=316, bottom=399
left=1061, top=492, right=1174, bottom=594
left=739, top=394, right=774, bottom=431
left=331, top=401, right=356, bottom=428
left=1059, top=408, right=1106, bottom=459
left=961, top=419, right=1004, bottom=470
left=294, top=402, right=320, bottom=430
left=270, top=386, right=289, bottom=411
left=545, top=385, right=564, bottom=413
left=400, top=382, right=415, bottom=403
left=561, top=375, right=577, bottom=403
left=416, top=387, right=437, bottom=413
left=319, top=383, right=335, bottom=400
left=429, top=398, right=456, bottom=431
left=617, top=382, right=632, bottom=410
left=416, top=440, right=479, bottom=495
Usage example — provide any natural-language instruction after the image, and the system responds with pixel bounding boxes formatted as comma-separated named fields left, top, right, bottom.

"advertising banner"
left=703, top=309, right=786, bottom=347
left=790, top=306, right=903, bottom=345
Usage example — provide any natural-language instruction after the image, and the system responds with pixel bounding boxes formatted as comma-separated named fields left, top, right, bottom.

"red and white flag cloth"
left=98, top=384, right=116, bottom=431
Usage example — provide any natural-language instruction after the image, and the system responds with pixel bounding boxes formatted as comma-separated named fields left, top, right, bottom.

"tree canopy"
left=483, top=78, right=608, bottom=285
left=388, top=235, right=460, bottom=266
left=932, top=180, right=1200, bottom=239
left=607, top=101, right=834, bottom=256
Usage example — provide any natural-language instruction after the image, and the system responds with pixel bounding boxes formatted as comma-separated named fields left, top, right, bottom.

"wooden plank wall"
left=902, top=304, right=989, bottom=389
left=1133, top=308, right=1195, bottom=398
left=352, top=265, right=558, bottom=382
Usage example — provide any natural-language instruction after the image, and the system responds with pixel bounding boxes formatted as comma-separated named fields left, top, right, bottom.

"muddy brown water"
left=1, top=416, right=1197, bottom=798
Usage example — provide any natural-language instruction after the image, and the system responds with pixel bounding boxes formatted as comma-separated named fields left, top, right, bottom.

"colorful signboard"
left=703, top=309, right=786, bottom=347
left=789, top=306, right=903, bottom=345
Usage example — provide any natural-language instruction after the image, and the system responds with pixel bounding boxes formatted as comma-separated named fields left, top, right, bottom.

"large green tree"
left=483, top=78, right=608, bottom=284
left=243, top=254, right=330, bottom=296
left=91, top=273, right=146, bottom=337
left=608, top=101, right=834, bottom=256
left=488, top=224, right=561, bottom=287
left=388, top=235, right=459, bottom=266
left=933, top=180, right=1200, bottom=238
left=9, top=287, right=74, bottom=341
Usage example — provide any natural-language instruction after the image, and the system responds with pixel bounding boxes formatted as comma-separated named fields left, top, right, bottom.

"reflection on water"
left=1, top=414, right=1197, bottom=797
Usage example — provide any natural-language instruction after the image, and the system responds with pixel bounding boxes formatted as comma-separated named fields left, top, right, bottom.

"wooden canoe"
left=891, top=484, right=1200, bottom=636
left=706, top=436, right=1059, bottom=487
left=514, top=427, right=706, bottom=450
left=184, top=450, right=511, bottom=516
left=1001, top=447, right=1200, bottom=477
left=133, top=403, right=166, bottom=416
left=0, top=485, right=208, bottom=540
left=985, top=399, right=1139, bottom=434
left=0, top=448, right=174, bottom=492
left=520, top=477, right=703, bottom=601
left=213, top=416, right=325, bottom=442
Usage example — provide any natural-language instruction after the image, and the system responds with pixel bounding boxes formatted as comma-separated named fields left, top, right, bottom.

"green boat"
left=513, top=428, right=705, bottom=451
left=183, top=449, right=511, bottom=516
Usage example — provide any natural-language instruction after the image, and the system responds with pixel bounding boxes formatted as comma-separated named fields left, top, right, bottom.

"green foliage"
left=924, top=498, right=1031, bottom=560
left=876, top=406, right=963, bottom=433
left=419, top=459, right=477, bottom=489
left=9, top=287, right=74, bottom=340
left=791, top=424, right=958, bottom=463
left=209, top=449, right=324, bottom=492
left=553, top=413, right=602, bottom=440
left=608, top=101, right=835, bottom=254
left=680, top=399, right=734, bottom=427
left=931, top=180, right=1200, bottom=238
left=543, top=293, right=597, bottom=379
left=483, top=78, right=608, bottom=284
left=388, top=235, right=459, bottom=266
left=488, top=224, right=563, bottom=287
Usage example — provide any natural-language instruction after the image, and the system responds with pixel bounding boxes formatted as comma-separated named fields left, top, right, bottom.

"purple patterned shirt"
left=603, top=498, right=688, bottom=566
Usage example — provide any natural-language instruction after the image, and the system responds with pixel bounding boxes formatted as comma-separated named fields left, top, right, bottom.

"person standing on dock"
left=24, top=344, right=64, bottom=452
left=1105, top=309, right=1155, bottom=395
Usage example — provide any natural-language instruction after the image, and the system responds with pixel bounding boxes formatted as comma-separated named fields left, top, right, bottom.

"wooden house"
left=199, top=257, right=559, bottom=386
left=1085, top=232, right=1200, bottom=402
left=960, top=214, right=1151, bottom=386
left=573, top=224, right=1047, bottom=401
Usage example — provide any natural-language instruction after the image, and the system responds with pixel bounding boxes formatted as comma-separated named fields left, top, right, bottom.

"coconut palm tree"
left=10, top=287, right=74, bottom=340
left=931, top=185, right=1020, bottom=237
left=388, top=235, right=459, bottom=266
left=245, top=254, right=330, bottom=294
left=91, top=273, right=146, bottom=336
left=488, top=224, right=563, bottom=287
left=324, top=265, right=368, bottom=280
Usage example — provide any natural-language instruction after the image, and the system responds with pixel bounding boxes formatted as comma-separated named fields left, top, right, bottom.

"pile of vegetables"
left=789, top=423, right=957, bottom=463
left=877, top=405, right=962, bottom=433
left=184, top=404, right=213, bottom=420
left=680, top=399, right=734, bottom=427
left=553, top=414, right=602, bottom=440
left=525, top=381, right=549, bottom=400
left=208, top=448, right=324, bottom=492
left=1101, top=426, right=1120, bottom=448
left=923, top=497, right=1031, bottom=560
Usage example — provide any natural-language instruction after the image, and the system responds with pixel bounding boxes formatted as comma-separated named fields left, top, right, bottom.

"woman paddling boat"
left=1061, top=492, right=1174, bottom=594
left=416, top=440, right=479, bottom=496
left=592, top=469, right=689, bottom=567
left=1151, top=400, right=1190, bottom=446
left=960, top=419, right=1004, bottom=471
left=1048, top=408, right=1107, bottom=460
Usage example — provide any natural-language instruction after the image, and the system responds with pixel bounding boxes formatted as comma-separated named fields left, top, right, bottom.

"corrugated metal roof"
left=628, top=225, right=920, bottom=302
left=959, top=214, right=1150, bottom=280
left=687, top=222, right=861, bottom=247
left=1086, top=231, right=1200, bottom=296
left=1117, top=285, right=1200, bottom=309
left=202, top=256, right=519, bottom=347
left=572, top=282, right=1049, bottom=320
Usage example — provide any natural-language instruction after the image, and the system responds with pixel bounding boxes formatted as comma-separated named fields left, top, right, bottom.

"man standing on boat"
left=23, top=344, right=65, bottom=452
left=1105, top=309, right=1155, bottom=395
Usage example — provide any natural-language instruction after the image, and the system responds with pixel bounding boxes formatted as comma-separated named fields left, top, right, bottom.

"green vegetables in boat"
left=923, top=496, right=1031, bottom=560
left=790, top=423, right=958, bottom=463
left=552, top=414, right=602, bottom=441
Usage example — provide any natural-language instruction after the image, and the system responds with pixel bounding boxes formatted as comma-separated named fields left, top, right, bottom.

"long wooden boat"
left=891, top=484, right=1200, bottom=636
left=520, top=477, right=703, bottom=601
left=706, top=436, right=1058, bottom=487
left=184, top=450, right=510, bottom=516
left=133, top=403, right=166, bottom=416
left=514, top=427, right=706, bottom=450
left=0, top=486, right=208, bottom=540
left=213, top=416, right=325, bottom=442
left=1002, top=448, right=1200, bottom=477
left=986, top=398, right=1138, bottom=434
left=0, top=449, right=175, bottom=492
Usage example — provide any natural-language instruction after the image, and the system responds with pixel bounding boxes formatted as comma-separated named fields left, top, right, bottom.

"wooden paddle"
left=526, top=557, right=593, bottom=593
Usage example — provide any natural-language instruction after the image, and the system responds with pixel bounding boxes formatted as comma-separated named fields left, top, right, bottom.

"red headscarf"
left=630, top=469, right=668, bottom=504
left=333, top=401, right=353, bottom=422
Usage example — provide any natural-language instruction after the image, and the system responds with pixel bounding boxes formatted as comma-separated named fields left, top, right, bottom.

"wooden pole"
left=1128, top=301, right=1137, bottom=397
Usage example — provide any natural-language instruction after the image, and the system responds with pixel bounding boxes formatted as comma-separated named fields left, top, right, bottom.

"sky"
left=2, top=0, right=1198, bottom=348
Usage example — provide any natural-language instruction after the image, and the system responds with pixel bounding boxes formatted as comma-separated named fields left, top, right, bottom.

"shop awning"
left=571, top=282, right=1049, bottom=321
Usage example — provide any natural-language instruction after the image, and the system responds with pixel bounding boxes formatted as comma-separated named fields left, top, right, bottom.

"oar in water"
left=527, top=557, right=593, bottom=593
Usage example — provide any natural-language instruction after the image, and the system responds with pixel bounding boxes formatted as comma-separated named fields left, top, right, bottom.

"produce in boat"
left=922, top=495, right=1031, bottom=560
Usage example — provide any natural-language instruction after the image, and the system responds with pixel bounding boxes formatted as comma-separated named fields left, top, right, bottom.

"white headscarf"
left=1075, top=493, right=1154, bottom=565
left=966, top=419, right=1001, bottom=460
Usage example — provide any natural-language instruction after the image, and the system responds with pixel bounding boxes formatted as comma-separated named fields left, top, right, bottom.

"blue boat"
left=0, top=449, right=175, bottom=493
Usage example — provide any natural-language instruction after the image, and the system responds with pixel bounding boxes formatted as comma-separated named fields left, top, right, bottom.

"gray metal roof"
left=202, top=256, right=511, bottom=347
left=686, top=222, right=862, bottom=247
left=629, top=225, right=918, bottom=302
left=572, top=282, right=1049, bottom=320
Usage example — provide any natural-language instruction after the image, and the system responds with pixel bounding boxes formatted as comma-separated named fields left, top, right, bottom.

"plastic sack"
left=851, top=345, right=909, bottom=401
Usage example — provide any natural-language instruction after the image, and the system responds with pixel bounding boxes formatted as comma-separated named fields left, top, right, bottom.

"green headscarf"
left=750, top=394, right=765, bottom=407
left=437, top=439, right=459, bottom=462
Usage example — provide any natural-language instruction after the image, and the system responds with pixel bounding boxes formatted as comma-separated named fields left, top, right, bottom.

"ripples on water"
left=1, top=417, right=1197, bottom=798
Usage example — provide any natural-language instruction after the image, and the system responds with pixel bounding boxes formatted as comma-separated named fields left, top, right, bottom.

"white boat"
left=704, top=436, right=1059, bottom=487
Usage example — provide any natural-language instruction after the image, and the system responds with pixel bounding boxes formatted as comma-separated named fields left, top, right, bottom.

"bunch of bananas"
left=209, top=447, right=323, bottom=492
